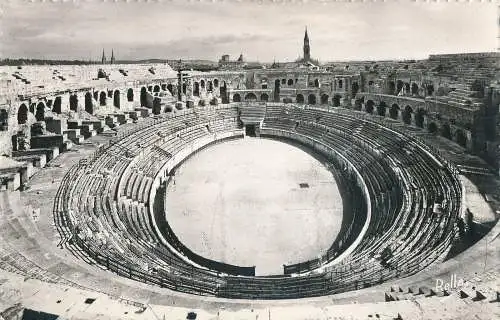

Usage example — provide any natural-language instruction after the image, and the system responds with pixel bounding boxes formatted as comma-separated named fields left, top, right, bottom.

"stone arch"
left=85, top=92, right=94, bottom=114
left=351, top=81, right=359, bottom=98
left=415, top=109, right=425, bottom=128
left=402, top=105, right=413, bottom=124
left=389, top=104, right=400, bottom=119
left=307, top=94, right=317, bottom=105
left=233, top=93, right=241, bottom=102
left=220, top=81, right=228, bottom=103
left=388, top=81, right=396, bottom=95
left=0, top=109, right=7, bottom=130
left=93, top=91, right=99, bottom=101
left=200, top=79, right=205, bottom=89
left=18, top=103, right=28, bottom=124
left=207, top=81, right=213, bottom=91
left=153, top=85, right=161, bottom=93
left=194, top=82, right=200, bottom=96
left=296, top=94, right=305, bottom=104
left=333, top=94, right=341, bottom=107
left=140, top=87, right=148, bottom=107
left=366, top=100, right=375, bottom=114
left=377, top=101, right=387, bottom=117
left=320, top=94, right=329, bottom=105
left=396, top=80, right=404, bottom=95
left=411, top=83, right=419, bottom=96
left=213, top=79, right=219, bottom=88
left=127, top=88, right=134, bottom=102
left=274, top=79, right=281, bottom=102
left=456, top=129, right=467, bottom=148
left=161, top=84, right=167, bottom=91
left=152, top=97, right=161, bottom=115
left=244, top=92, right=257, bottom=101
left=281, top=79, right=286, bottom=85
left=182, top=83, right=187, bottom=94
left=113, top=90, right=120, bottom=108
left=107, top=90, right=113, bottom=98
left=69, top=94, right=78, bottom=112
left=35, top=102, right=45, bottom=121
left=354, top=98, right=363, bottom=111
left=287, top=79, right=294, bottom=86
left=99, top=91, right=107, bottom=106
left=441, top=123, right=452, bottom=140
left=426, top=84, right=435, bottom=96
left=29, top=103, right=36, bottom=114
left=338, top=79, right=343, bottom=89
left=404, top=83, right=410, bottom=93
left=166, top=84, right=174, bottom=96
left=314, top=79, right=320, bottom=88
left=260, top=93, right=269, bottom=102
left=428, top=122, right=438, bottom=134
left=52, top=96, right=62, bottom=114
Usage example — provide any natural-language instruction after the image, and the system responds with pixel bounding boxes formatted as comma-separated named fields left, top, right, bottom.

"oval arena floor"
left=165, top=138, right=344, bottom=275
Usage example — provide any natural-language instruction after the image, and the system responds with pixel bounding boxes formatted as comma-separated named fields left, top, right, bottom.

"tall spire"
left=110, top=49, right=115, bottom=64
left=101, top=49, right=106, bottom=64
left=303, top=27, right=310, bottom=62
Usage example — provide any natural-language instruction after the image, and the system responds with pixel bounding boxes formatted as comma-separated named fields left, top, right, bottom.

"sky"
left=0, top=0, right=497, bottom=62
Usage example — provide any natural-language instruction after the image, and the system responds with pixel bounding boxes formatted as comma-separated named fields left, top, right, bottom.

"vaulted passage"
left=85, top=92, right=93, bottom=114
left=69, top=94, right=78, bottom=111
left=18, top=103, right=28, bottom=124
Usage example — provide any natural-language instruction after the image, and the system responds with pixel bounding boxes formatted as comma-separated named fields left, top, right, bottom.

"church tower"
left=110, top=49, right=115, bottom=64
left=101, top=49, right=107, bottom=64
left=303, top=27, right=310, bottom=62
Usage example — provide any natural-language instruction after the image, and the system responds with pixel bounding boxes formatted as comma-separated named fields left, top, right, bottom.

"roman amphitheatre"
left=0, top=30, right=499, bottom=319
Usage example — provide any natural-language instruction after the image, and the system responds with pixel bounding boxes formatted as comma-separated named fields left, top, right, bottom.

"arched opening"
left=388, top=81, right=396, bottom=95
left=52, top=96, right=62, bottom=114
left=194, top=82, right=200, bottom=96
left=389, top=104, right=399, bottom=119
left=152, top=97, right=162, bottom=115
left=281, top=79, right=286, bottom=85
left=161, top=84, right=167, bottom=91
left=287, top=79, right=294, bottom=86
left=140, top=87, right=148, bottom=107
left=207, top=81, right=213, bottom=92
left=147, top=85, right=153, bottom=92
left=127, top=88, right=134, bottom=102
left=69, top=94, right=78, bottom=112
left=426, top=84, right=435, bottom=96
left=93, top=91, right=98, bottom=101
left=213, top=79, right=219, bottom=88
left=244, top=92, right=257, bottom=101
left=220, top=81, right=228, bottom=103
left=333, top=95, right=341, bottom=107
left=415, top=109, right=425, bottom=128
left=351, top=81, right=359, bottom=98
left=411, top=83, right=419, bottom=96
left=396, top=80, right=404, bottom=95
left=402, top=105, right=413, bottom=124
left=113, top=90, right=120, bottom=108
left=200, top=80, right=205, bottom=89
left=153, top=85, right=160, bottom=93
left=99, top=91, right=107, bottom=106
left=307, top=94, right=316, bottom=105
left=320, top=94, right=329, bottom=105
left=166, top=84, right=174, bottom=96
left=428, top=122, right=438, bottom=134
left=456, top=130, right=467, bottom=147
left=338, top=79, right=343, bottom=89
left=404, top=83, right=410, bottom=93
left=85, top=92, right=94, bottom=114
left=441, top=123, right=452, bottom=140
left=182, top=83, right=187, bottom=94
left=29, top=103, right=35, bottom=114
left=0, top=109, right=8, bottom=131
left=233, top=93, right=241, bottom=102
left=107, top=90, right=113, bottom=98
left=314, top=79, right=320, bottom=88
left=18, top=103, right=28, bottom=124
left=366, top=100, right=375, bottom=114
left=377, top=101, right=387, bottom=117
left=35, top=102, right=45, bottom=121
left=296, top=94, right=305, bottom=104
left=274, top=79, right=280, bottom=102
left=260, top=93, right=269, bottom=102
left=354, top=98, right=363, bottom=111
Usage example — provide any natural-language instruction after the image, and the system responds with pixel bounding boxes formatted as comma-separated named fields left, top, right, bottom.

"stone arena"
left=0, top=22, right=499, bottom=320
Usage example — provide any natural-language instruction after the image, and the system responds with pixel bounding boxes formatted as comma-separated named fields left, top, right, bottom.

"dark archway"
left=388, top=81, right=396, bottom=95
left=287, top=79, right=294, bottom=86
left=396, top=80, right=404, bottom=95
left=307, top=94, right=316, bottom=105
left=182, top=83, right=187, bottom=95
left=260, top=93, right=269, bottom=102
left=338, top=79, right=343, bottom=89
left=166, top=84, right=174, bottom=96
left=85, top=92, right=93, bottom=114
left=140, top=87, right=148, bottom=107
left=18, top=103, right=28, bottom=124
left=377, top=101, right=387, bottom=117
left=35, top=102, right=45, bottom=121
left=244, top=92, right=257, bottom=101
left=296, top=94, right=305, bottom=104
left=274, top=79, right=280, bottom=102
left=402, top=105, right=413, bottom=124
left=69, top=94, right=78, bottom=112
left=456, top=130, right=467, bottom=148
left=415, top=109, right=425, bottom=128
left=113, top=90, right=120, bottom=108
left=93, top=91, right=99, bottom=101
left=147, top=85, right=153, bottom=92
left=220, top=81, right=228, bottom=103
left=314, top=79, right=320, bottom=88
left=127, top=88, right=134, bottom=102
left=207, top=81, right=213, bottom=92
left=200, top=80, right=205, bottom=89
left=153, top=85, right=160, bottom=93
left=213, top=79, right=219, bottom=88
left=354, top=98, right=363, bottom=111
left=366, top=100, right=375, bottom=114
left=233, top=93, right=241, bottom=102
left=52, top=96, right=62, bottom=114
left=99, top=91, right=107, bottom=106
left=0, top=109, right=7, bottom=131
left=194, top=82, right=200, bottom=96
left=404, top=83, right=410, bottom=94
left=389, top=104, right=399, bottom=119
left=426, top=84, right=435, bottom=96
left=29, top=103, right=35, bottom=114
left=411, top=83, right=419, bottom=96
left=428, top=122, right=438, bottom=134
left=320, top=94, right=329, bottom=105
left=442, top=123, right=452, bottom=140
left=152, top=97, right=161, bottom=115
left=161, top=84, right=167, bottom=91
left=351, top=82, right=359, bottom=98
left=333, top=95, right=341, bottom=107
